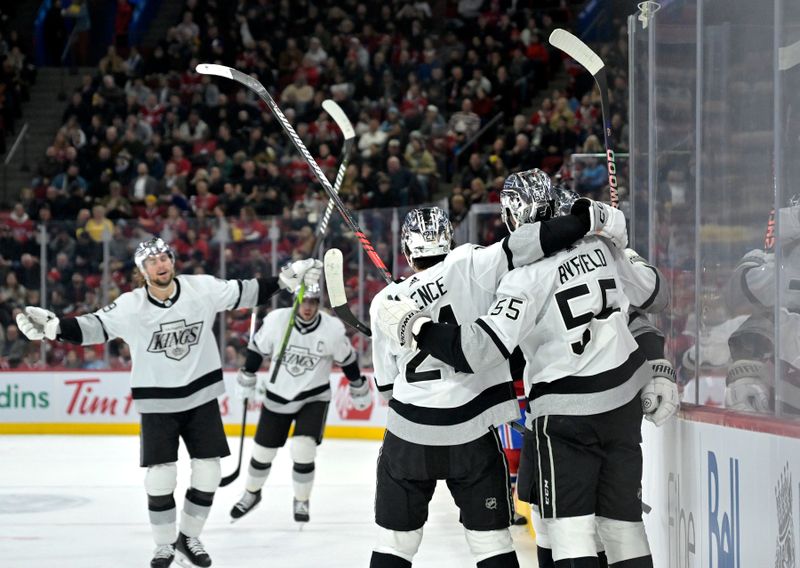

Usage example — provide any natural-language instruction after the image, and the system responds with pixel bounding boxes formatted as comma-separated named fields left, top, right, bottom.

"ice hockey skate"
left=293, top=498, right=310, bottom=524
left=175, top=532, right=212, bottom=568
left=150, top=544, right=175, bottom=568
left=230, top=489, right=262, bottom=522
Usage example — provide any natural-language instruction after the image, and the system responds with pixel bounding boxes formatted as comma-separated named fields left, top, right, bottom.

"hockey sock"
left=598, top=551, right=609, bottom=568
left=477, top=551, right=520, bottom=567
left=180, top=488, right=214, bottom=538
left=369, top=551, right=412, bottom=568
left=245, top=458, right=272, bottom=493
left=293, top=462, right=315, bottom=501
left=148, top=493, right=176, bottom=546
left=245, top=445, right=277, bottom=493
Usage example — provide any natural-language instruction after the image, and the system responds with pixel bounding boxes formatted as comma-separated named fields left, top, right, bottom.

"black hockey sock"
left=148, top=493, right=175, bottom=512
left=609, top=555, right=653, bottom=568
left=369, top=551, right=412, bottom=568
left=537, top=546, right=556, bottom=568
left=477, top=551, right=520, bottom=567
left=598, top=551, right=608, bottom=568
left=554, top=557, right=600, bottom=568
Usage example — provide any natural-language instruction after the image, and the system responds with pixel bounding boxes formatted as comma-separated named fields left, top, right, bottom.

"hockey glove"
left=16, top=306, right=60, bottom=341
left=725, top=359, right=771, bottom=413
left=235, top=368, right=257, bottom=401
left=376, top=294, right=430, bottom=349
left=278, top=259, right=323, bottom=292
left=641, top=358, right=679, bottom=426
left=348, top=376, right=372, bottom=411
left=571, top=198, right=628, bottom=249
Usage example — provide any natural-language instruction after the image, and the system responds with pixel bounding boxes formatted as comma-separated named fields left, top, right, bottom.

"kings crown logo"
left=775, top=463, right=795, bottom=568
left=282, top=345, right=321, bottom=377
left=147, top=320, right=203, bottom=361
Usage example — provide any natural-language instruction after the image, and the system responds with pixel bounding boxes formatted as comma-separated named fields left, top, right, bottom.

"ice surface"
left=0, top=435, right=538, bottom=567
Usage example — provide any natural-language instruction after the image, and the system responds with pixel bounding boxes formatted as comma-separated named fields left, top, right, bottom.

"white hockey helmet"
left=295, top=281, right=322, bottom=301
left=134, top=237, right=175, bottom=273
left=401, top=206, right=453, bottom=267
left=500, top=168, right=557, bottom=232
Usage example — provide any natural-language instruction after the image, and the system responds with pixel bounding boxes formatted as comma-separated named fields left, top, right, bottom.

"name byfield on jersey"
left=416, top=236, right=668, bottom=427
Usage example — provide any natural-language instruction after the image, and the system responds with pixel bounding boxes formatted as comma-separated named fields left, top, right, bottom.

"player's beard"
left=149, top=268, right=175, bottom=289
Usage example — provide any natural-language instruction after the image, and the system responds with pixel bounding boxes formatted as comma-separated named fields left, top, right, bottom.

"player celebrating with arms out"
left=367, top=170, right=628, bottom=568
left=229, top=276, right=370, bottom=525
left=15, top=237, right=321, bottom=568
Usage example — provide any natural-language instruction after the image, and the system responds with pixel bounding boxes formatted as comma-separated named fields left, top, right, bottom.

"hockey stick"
left=324, top=248, right=372, bottom=336
left=549, top=29, right=619, bottom=208
left=267, top=100, right=356, bottom=383
left=196, top=63, right=393, bottom=284
left=220, top=312, right=257, bottom=487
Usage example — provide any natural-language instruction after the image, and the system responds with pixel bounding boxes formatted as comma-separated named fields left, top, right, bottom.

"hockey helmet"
left=134, top=237, right=175, bottom=273
left=401, top=206, right=453, bottom=266
left=295, top=281, right=322, bottom=301
left=500, top=168, right=557, bottom=232
left=553, top=186, right=580, bottom=217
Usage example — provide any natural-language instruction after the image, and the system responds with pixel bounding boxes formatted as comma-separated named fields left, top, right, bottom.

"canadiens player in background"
left=15, top=237, right=322, bottom=568
left=366, top=175, right=628, bottom=568
left=378, top=172, right=670, bottom=567
left=228, top=276, right=370, bottom=524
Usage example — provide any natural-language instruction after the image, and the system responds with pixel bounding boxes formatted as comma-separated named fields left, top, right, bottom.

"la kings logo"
left=282, top=345, right=321, bottom=377
left=775, top=463, right=795, bottom=568
left=147, top=320, right=203, bottom=361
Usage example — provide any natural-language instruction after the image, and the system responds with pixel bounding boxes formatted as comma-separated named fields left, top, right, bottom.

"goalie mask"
left=554, top=186, right=580, bottom=217
left=134, top=237, right=175, bottom=273
left=500, top=168, right=557, bottom=232
left=401, top=206, right=453, bottom=267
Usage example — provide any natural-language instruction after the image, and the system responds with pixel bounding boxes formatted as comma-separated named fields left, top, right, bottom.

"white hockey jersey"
left=420, top=237, right=666, bottom=426
left=72, top=275, right=261, bottom=413
left=251, top=308, right=356, bottom=414
left=371, top=240, right=536, bottom=446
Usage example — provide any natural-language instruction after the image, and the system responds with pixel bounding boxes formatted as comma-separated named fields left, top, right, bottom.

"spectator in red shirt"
left=168, top=145, right=192, bottom=177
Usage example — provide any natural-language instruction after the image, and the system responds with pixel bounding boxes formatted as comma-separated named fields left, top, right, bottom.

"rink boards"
left=641, top=405, right=800, bottom=567
left=0, top=370, right=387, bottom=439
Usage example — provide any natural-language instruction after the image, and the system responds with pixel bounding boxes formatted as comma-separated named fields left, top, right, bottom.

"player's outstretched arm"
left=377, top=283, right=532, bottom=375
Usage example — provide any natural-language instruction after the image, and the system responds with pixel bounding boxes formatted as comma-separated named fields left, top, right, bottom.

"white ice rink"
left=0, top=435, right=538, bottom=567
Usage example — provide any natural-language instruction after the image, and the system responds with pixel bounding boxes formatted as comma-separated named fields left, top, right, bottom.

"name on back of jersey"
left=409, top=275, right=447, bottom=308
left=146, top=320, right=204, bottom=361
left=558, top=247, right=609, bottom=285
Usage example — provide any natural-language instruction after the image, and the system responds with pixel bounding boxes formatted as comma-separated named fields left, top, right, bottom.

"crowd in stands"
left=0, top=1, right=630, bottom=369
left=0, top=7, right=36, bottom=155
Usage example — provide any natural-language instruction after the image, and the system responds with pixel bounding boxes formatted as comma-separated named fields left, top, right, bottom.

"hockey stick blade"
left=322, top=99, right=355, bottom=140
left=548, top=29, right=619, bottom=208
left=324, top=248, right=372, bottom=336
left=219, top=397, right=248, bottom=487
left=548, top=29, right=604, bottom=76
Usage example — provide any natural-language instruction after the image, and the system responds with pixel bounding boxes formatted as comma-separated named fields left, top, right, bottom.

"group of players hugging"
left=17, top=166, right=696, bottom=567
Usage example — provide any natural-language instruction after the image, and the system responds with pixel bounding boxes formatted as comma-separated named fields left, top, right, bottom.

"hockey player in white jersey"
left=229, top=278, right=369, bottom=524
left=508, top=186, right=678, bottom=568
left=378, top=175, right=669, bottom=568
left=723, top=195, right=800, bottom=414
left=367, top=175, right=628, bottom=568
left=15, top=237, right=321, bottom=568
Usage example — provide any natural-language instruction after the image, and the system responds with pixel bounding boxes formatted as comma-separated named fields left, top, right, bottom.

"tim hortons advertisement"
left=641, top=416, right=800, bottom=567
left=0, top=370, right=388, bottom=432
